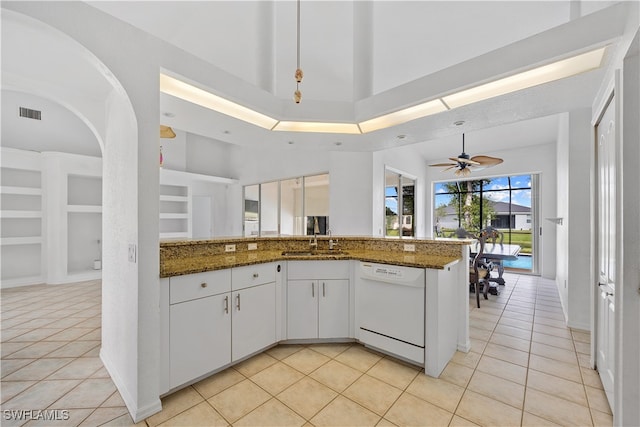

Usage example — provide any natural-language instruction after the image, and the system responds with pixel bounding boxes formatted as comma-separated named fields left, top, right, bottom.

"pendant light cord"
left=296, top=0, right=301, bottom=71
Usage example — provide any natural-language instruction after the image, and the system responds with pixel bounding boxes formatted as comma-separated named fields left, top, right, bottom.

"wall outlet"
left=128, top=244, right=137, bottom=263
left=247, top=243, right=258, bottom=251
left=225, top=244, right=236, bottom=252
left=403, top=244, right=416, bottom=252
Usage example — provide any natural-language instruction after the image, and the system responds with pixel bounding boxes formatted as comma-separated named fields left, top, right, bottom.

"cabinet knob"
left=200, top=282, right=207, bottom=288
left=253, top=273, right=259, bottom=278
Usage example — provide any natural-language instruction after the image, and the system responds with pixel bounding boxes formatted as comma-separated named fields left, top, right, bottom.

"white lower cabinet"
left=231, top=281, right=276, bottom=361
left=170, top=293, right=231, bottom=388
left=165, top=263, right=278, bottom=390
left=287, top=279, right=349, bottom=339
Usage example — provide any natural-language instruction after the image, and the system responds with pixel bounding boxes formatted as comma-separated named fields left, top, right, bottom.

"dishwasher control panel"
left=373, top=266, right=403, bottom=278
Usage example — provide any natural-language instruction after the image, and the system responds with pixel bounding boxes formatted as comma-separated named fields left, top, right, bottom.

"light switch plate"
left=403, top=244, right=416, bottom=252
left=248, top=243, right=258, bottom=251
left=128, top=244, right=137, bottom=263
left=225, top=244, right=236, bottom=252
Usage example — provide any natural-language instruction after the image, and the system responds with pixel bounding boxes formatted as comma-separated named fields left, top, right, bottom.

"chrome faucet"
left=328, top=229, right=338, bottom=250
left=309, top=234, right=318, bottom=250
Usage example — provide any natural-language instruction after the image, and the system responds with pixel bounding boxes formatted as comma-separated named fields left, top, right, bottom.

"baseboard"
left=100, top=348, right=162, bottom=423
left=0, top=276, right=44, bottom=289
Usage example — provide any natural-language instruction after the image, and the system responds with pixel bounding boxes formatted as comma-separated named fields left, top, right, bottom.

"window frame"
left=384, top=166, right=417, bottom=239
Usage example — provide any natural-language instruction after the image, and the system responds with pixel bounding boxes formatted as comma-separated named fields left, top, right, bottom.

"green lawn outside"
left=441, top=228, right=532, bottom=254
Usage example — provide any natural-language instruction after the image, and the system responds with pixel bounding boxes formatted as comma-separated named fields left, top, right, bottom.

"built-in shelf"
left=67, top=205, right=103, bottom=213
left=0, top=153, right=44, bottom=287
left=159, top=213, right=189, bottom=220
left=160, top=195, right=189, bottom=203
left=0, top=186, right=42, bottom=196
left=0, top=237, right=43, bottom=246
left=1, top=210, right=43, bottom=218
left=160, top=168, right=238, bottom=185
left=159, top=232, right=190, bottom=239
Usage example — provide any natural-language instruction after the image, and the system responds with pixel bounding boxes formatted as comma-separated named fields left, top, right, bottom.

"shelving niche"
left=0, top=149, right=44, bottom=287
left=159, top=168, right=238, bottom=240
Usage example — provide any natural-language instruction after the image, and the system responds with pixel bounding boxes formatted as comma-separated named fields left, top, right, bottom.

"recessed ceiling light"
left=334, top=142, right=343, bottom=146
left=223, top=130, right=230, bottom=134
left=453, top=120, right=465, bottom=126
left=288, top=141, right=295, bottom=145
left=397, top=134, right=407, bottom=140
left=162, top=112, right=175, bottom=118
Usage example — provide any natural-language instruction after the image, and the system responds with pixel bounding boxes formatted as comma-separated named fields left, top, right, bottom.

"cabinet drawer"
left=170, top=269, right=231, bottom=304
left=232, top=262, right=277, bottom=290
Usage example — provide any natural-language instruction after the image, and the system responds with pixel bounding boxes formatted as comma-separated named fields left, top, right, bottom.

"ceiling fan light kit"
left=429, top=133, right=503, bottom=176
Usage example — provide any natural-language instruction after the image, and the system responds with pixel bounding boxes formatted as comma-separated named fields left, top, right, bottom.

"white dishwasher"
left=357, top=261, right=425, bottom=365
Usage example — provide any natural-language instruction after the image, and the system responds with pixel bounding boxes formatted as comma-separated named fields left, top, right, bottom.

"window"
left=434, top=174, right=538, bottom=272
left=243, top=173, right=329, bottom=237
left=385, top=168, right=416, bottom=238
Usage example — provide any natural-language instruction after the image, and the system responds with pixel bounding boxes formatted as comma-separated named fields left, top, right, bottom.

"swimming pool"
left=503, top=254, right=533, bottom=270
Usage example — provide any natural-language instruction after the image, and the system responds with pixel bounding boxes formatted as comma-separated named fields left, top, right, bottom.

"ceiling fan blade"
left=470, top=155, right=503, bottom=167
left=442, top=165, right=458, bottom=172
left=429, top=162, right=457, bottom=167
left=450, top=157, right=481, bottom=165
left=160, top=125, right=176, bottom=139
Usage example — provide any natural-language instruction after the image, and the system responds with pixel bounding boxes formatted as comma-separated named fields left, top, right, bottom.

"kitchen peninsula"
left=159, top=236, right=470, bottom=396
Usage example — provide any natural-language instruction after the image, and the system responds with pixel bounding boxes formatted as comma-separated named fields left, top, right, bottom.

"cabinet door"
left=232, top=282, right=276, bottom=361
left=287, top=280, right=318, bottom=339
left=170, top=293, right=231, bottom=388
left=318, top=280, right=350, bottom=338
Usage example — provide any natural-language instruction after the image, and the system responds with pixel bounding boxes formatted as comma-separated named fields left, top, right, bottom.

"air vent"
left=19, top=107, right=41, bottom=120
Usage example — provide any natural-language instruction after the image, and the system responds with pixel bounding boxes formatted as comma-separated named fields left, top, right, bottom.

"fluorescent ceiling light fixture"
left=160, top=74, right=279, bottom=130
left=442, top=46, right=607, bottom=109
left=160, top=47, right=606, bottom=136
left=273, top=121, right=361, bottom=134
left=358, top=99, right=448, bottom=134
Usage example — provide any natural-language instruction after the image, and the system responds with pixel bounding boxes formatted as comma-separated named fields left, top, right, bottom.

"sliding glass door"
left=434, top=174, right=538, bottom=273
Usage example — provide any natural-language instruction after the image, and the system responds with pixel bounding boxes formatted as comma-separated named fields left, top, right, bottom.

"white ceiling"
left=1, top=1, right=626, bottom=159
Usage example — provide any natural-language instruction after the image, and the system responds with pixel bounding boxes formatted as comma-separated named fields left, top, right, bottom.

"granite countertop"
left=160, top=249, right=461, bottom=278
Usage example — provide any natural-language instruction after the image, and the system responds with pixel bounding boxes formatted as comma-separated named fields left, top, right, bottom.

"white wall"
left=556, top=109, right=593, bottom=330
left=619, top=31, right=640, bottom=427
left=186, top=133, right=235, bottom=179
left=373, top=144, right=428, bottom=237
left=426, top=142, right=558, bottom=279
left=328, top=151, right=374, bottom=235
left=160, top=129, right=186, bottom=171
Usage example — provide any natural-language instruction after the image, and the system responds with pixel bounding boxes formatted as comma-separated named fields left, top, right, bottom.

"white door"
left=318, top=280, right=349, bottom=338
left=192, top=195, right=212, bottom=239
left=596, top=95, right=616, bottom=408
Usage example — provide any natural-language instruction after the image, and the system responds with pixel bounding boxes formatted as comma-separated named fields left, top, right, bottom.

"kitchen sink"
left=281, top=250, right=349, bottom=257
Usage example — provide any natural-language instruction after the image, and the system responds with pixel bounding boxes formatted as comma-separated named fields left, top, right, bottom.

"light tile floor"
left=1, top=273, right=613, bottom=426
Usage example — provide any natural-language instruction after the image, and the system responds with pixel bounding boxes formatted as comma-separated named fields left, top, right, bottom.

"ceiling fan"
left=429, top=133, right=503, bottom=177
